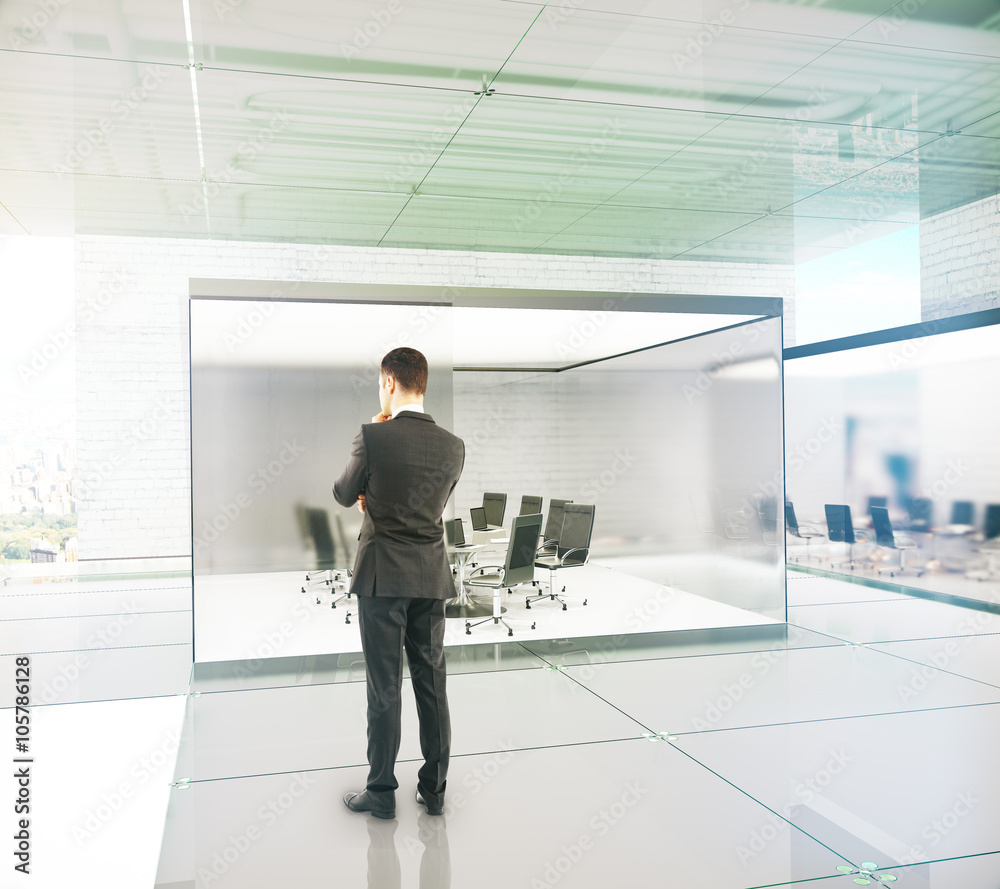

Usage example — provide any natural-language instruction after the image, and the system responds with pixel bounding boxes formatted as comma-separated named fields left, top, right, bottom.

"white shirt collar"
left=391, top=403, right=424, bottom=419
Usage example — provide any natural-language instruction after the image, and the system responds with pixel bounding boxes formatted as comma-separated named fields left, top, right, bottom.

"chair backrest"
left=304, top=508, right=337, bottom=568
left=519, top=494, right=542, bottom=516
left=950, top=500, right=974, bottom=526
left=784, top=501, right=800, bottom=535
left=483, top=492, right=507, bottom=526
left=558, top=503, right=595, bottom=563
left=869, top=506, right=895, bottom=548
left=502, top=513, right=543, bottom=586
left=867, top=496, right=888, bottom=515
left=824, top=504, right=856, bottom=544
left=985, top=504, right=1000, bottom=541
left=908, top=497, right=932, bottom=529
left=544, top=498, right=572, bottom=541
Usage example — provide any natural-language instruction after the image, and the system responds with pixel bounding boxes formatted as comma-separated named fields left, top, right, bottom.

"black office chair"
left=299, top=507, right=352, bottom=615
left=518, top=495, right=542, bottom=517
left=906, top=498, right=934, bottom=532
left=985, top=504, right=1000, bottom=541
left=949, top=500, right=975, bottom=529
left=527, top=503, right=595, bottom=610
left=785, top=501, right=824, bottom=563
left=539, top=498, right=572, bottom=549
left=824, top=504, right=870, bottom=570
left=482, top=492, right=507, bottom=529
left=464, top=513, right=541, bottom=637
left=870, top=506, right=923, bottom=577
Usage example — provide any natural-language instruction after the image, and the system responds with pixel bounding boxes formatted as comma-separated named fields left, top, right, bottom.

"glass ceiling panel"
left=0, top=0, right=192, bottom=66
left=190, top=0, right=541, bottom=91
left=742, top=38, right=1000, bottom=136
left=495, top=5, right=839, bottom=114
left=500, top=0, right=902, bottom=42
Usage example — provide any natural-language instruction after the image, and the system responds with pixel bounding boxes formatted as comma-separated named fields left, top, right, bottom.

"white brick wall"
left=74, top=235, right=793, bottom=558
left=920, top=192, right=1000, bottom=320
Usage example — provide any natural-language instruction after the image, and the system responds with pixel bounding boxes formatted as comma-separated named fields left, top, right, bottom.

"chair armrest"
left=559, top=547, right=590, bottom=566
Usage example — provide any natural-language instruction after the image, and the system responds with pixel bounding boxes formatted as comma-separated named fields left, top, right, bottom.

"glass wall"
left=784, top=316, right=1000, bottom=605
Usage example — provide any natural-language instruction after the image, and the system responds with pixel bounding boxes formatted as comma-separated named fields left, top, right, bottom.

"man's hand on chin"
left=372, top=412, right=391, bottom=423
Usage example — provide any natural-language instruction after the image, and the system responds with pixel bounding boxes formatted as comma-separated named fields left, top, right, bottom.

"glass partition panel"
left=190, top=299, right=453, bottom=661
left=784, top=319, right=1000, bottom=606
left=454, top=316, right=785, bottom=625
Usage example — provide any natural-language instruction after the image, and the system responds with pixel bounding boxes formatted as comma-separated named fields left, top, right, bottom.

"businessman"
left=333, top=347, right=465, bottom=820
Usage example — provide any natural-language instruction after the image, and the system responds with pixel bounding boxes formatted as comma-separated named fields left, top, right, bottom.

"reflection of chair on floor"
left=870, top=506, right=923, bottom=577
left=526, top=503, right=595, bottom=611
left=464, top=513, right=541, bottom=637
left=298, top=507, right=352, bottom=612
left=785, top=501, right=824, bottom=563
left=824, top=504, right=871, bottom=571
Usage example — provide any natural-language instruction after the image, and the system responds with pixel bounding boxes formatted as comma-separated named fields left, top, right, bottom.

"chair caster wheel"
left=345, top=614, right=352, bottom=624
left=301, top=587, right=306, bottom=593
left=582, top=599, right=588, bottom=606
left=331, top=602, right=337, bottom=609
left=466, top=628, right=471, bottom=635
left=561, top=604, right=567, bottom=611
left=525, top=602, right=531, bottom=609
left=530, top=622, right=536, bottom=629
left=316, top=597, right=321, bottom=604
left=507, top=629, right=513, bottom=636
left=561, top=586, right=566, bottom=593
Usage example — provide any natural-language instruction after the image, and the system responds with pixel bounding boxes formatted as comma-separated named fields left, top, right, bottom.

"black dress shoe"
left=344, top=790, right=395, bottom=819
left=415, top=789, right=444, bottom=816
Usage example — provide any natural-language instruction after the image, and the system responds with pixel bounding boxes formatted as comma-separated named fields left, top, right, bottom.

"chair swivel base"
left=465, top=615, right=535, bottom=637
left=525, top=583, right=587, bottom=610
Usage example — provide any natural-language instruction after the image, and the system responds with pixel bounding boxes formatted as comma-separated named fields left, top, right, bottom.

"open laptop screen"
left=470, top=507, right=488, bottom=532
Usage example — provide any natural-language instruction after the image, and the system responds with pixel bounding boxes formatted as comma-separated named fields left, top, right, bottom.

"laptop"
left=448, top=518, right=476, bottom=548
left=470, top=506, right=489, bottom=532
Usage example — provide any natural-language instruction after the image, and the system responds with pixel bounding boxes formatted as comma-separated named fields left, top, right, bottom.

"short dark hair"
left=380, top=347, right=428, bottom=395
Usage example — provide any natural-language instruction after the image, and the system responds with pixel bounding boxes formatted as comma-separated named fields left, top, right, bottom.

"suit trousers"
left=357, top=595, right=451, bottom=807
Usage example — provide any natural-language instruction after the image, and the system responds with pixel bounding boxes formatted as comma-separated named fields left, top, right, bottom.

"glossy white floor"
left=4, top=571, right=1000, bottom=887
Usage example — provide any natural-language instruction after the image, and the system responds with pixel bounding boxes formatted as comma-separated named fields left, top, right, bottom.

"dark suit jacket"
left=332, top=411, right=465, bottom=599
